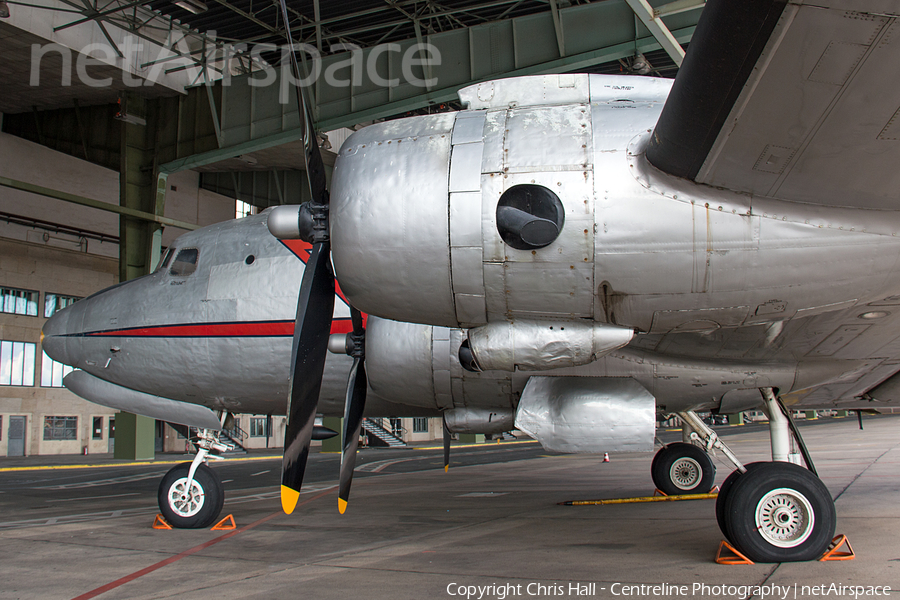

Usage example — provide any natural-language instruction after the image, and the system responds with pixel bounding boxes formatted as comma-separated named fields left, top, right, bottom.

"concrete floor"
left=0, top=415, right=898, bottom=600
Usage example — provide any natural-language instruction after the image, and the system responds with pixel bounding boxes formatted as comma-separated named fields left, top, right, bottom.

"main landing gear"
left=661, top=390, right=836, bottom=562
left=157, top=426, right=229, bottom=528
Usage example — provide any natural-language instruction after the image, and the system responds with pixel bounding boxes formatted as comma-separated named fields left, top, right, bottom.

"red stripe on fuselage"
left=278, top=239, right=359, bottom=317
left=84, top=319, right=353, bottom=338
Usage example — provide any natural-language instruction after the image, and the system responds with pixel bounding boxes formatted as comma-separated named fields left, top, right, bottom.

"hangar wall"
left=0, top=132, right=234, bottom=456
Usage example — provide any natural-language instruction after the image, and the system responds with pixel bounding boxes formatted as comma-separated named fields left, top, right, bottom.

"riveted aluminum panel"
left=454, top=293, right=487, bottom=326
left=432, top=326, right=453, bottom=410
left=443, top=407, right=514, bottom=434
left=450, top=247, right=484, bottom=296
left=482, top=262, right=507, bottom=321
left=364, top=317, right=437, bottom=408
left=331, top=115, right=457, bottom=326
left=65, top=370, right=223, bottom=430
left=449, top=191, right=483, bottom=247
left=589, top=74, right=673, bottom=104
left=449, top=142, right=485, bottom=192
left=482, top=170, right=595, bottom=319
left=481, top=110, right=507, bottom=174
left=650, top=306, right=750, bottom=334
left=505, top=104, right=591, bottom=171
left=452, top=111, right=487, bottom=145
left=458, top=74, right=591, bottom=110
left=515, top=376, right=655, bottom=453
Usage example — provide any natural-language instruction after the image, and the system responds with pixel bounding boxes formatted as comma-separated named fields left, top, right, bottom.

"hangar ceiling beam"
left=160, top=0, right=700, bottom=174
left=0, top=176, right=199, bottom=231
left=625, top=0, right=704, bottom=67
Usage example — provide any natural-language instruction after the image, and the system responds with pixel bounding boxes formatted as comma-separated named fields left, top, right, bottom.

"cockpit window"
left=169, top=248, right=199, bottom=276
left=157, top=248, right=175, bottom=272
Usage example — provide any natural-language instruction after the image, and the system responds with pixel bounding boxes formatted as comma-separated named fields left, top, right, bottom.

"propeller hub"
left=267, top=203, right=329, bottom=243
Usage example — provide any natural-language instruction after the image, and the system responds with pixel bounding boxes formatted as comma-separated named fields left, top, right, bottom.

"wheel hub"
left=755, top=487, right=814, bottom=548
left=670, top=457, right=702, bottom=490
left=168, top=477, right=205, bottom=518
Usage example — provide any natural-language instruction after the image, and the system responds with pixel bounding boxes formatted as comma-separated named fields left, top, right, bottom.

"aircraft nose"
left=41, top=304, right=77, bottom=366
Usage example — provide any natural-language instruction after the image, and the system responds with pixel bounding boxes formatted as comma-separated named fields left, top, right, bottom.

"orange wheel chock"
left=152, top=514, right=172, bottom=530
left=653, top=489, right=668, bottom=497
left=819, top=534, right=855, bottom=561
left=211, top=514, right=236, bottom=530
left=715, top=540, right=754, bottom=565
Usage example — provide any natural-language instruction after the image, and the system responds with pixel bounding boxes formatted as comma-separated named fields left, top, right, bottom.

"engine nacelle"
left=330, top=74, right=674, bottom=329
left=464, top=320, right=633, bottom=372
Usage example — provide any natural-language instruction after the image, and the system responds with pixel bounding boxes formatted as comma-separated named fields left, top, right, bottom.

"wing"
left=647, top=0, right=900, bottom=210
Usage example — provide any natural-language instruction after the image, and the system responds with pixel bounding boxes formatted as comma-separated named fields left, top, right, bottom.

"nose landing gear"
left=157, top=426, right=229, bottom=529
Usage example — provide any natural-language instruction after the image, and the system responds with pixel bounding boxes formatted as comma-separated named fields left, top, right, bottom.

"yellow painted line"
left=561, top=492, right=718, bottom=506
left=414, top=439, right=539, bottom=451
left=0, top=440, right=541, bottom=473
left=0, top=454, right=280, bottom=473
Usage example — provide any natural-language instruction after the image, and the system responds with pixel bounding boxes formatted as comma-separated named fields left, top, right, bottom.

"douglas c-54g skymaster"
left=43, top=0, right=900, bottom=565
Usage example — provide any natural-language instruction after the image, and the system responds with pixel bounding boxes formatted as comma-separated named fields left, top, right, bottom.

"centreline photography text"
left=444, top=581, right=893, bottom=599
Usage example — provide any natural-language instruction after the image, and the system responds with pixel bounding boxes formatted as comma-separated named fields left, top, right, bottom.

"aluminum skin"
left=514, top=377, right=655, bottom=453
left=329, top=72, right=900, bottom=411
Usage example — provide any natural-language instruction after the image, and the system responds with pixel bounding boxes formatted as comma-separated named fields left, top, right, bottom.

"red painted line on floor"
left=71, top=487, right=334, bottom=600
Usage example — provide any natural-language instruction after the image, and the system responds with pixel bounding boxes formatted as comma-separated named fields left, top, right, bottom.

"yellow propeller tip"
left=281, top=485, right=300, bottom=514
left=444, top=465, right=449, bottom=473
left=338, top=498, right=348, bottom=514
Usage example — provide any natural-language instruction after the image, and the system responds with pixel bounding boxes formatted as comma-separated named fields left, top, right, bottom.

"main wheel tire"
left=723, top=462, right=836, bottom=563
left=157, top=462, right=224, bottom=529
left=715, top=462, right=765, bottom=542
left=651, top=443, right=716, bottom=496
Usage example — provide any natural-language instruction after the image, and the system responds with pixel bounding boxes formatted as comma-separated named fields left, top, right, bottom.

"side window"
left=169, top=248, right=199, bottom=277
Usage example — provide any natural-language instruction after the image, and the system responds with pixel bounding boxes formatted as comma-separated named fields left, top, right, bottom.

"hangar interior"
left=0, top=0, right=699, bottom=457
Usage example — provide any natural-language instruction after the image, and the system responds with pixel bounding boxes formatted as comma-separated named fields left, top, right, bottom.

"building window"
left=413, top=417, right=429, bottom=433
left=41, top=351, right=74, bottom=387
left=1, top=287, right=39, bottom=316
left=0, top=341, right=36, bottom=386
left=250, top=417, right=268, bottom=437
left=236, top=200, right=256, bottom=219
left=44, top=294, right=82, bottom=318
left=43, top=416, right=77, bottom=440
left=92, top=416, right=104, bottom=440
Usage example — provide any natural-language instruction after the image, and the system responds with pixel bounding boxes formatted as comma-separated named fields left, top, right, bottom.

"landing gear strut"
left=157, top=426, right=229, bottom=528
left=715, top=389, right=836, bottom=562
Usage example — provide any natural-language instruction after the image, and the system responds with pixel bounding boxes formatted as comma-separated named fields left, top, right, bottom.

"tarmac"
left=0, top=414, right=897, bottom=600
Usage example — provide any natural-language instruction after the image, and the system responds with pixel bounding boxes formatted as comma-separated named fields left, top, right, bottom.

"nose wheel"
left=158, top=462, right=225, bottom=529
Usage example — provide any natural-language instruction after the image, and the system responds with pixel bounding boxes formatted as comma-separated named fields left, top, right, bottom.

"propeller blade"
left=281, top=241, right=335, bottom=514
left=338, top=356, right=367, bottom=514
left=442, top=415, right=451, bottom=473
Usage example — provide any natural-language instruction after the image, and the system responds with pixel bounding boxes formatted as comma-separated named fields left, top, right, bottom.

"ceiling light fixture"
left=173, top=0, right=208, bottom=14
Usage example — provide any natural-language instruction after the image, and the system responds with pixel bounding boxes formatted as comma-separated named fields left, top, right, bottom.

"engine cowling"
left=330, top=74, right=674, bottom=330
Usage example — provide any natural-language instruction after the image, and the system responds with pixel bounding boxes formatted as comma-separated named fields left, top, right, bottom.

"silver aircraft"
left=262, top=0, right=900, bottom=565
left=43, top=212, right=759, bottom=524
left=45, top=0, right=900, bottom=564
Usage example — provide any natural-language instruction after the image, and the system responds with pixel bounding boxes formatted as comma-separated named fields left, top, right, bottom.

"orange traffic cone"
left=603, top=453, right=610, bottom=463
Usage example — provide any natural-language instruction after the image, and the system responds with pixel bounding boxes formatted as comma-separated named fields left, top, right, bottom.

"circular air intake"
left=496, top=184, right=565, bottom=250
